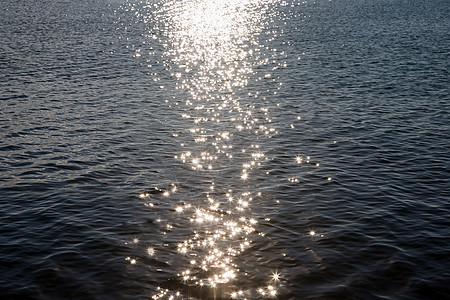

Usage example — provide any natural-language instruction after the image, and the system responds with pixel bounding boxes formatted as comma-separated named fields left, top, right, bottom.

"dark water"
left=1, top=0, right=449, bottom=299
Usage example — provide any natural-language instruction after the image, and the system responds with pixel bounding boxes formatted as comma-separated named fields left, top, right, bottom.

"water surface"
left=1, top=0, right=449, bottom=299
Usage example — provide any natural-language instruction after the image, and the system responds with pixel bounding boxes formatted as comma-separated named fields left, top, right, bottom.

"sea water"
left=0, top=0, right=448, bottom=299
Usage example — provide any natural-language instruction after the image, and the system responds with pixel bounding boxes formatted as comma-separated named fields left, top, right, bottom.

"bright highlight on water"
left=125, top=0, right=306, bottom=298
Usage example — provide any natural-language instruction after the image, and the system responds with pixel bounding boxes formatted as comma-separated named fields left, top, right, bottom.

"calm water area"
left=1, top=0, right=449, bottom=299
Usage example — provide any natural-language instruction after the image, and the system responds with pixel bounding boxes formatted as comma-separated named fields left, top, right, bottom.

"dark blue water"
left=1, top=0, right=449, bottom=299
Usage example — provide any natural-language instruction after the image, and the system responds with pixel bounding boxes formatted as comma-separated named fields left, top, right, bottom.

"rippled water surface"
left=1, top=0, right=449, bottom=299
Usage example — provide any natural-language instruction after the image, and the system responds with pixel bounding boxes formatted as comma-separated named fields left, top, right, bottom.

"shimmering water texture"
left=125, top=0, right=298, bottom=298
left=1, top=0, right=449, bottom=299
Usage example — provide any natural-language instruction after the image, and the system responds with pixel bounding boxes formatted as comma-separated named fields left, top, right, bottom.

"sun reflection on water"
left=121, top=0, right=311, bottom=298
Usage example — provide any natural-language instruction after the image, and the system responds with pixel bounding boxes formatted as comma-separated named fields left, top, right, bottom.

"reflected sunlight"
left=130, top=0, right=290, bottom=298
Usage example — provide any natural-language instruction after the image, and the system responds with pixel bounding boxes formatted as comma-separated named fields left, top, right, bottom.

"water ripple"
left=0, top=0, right=449, bottom=299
